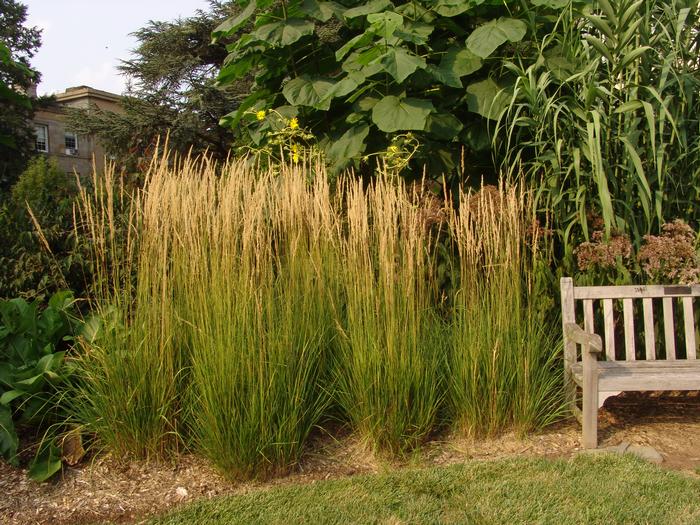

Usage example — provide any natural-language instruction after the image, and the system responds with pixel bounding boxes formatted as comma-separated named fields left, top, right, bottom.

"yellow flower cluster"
left=256, top=110, right=266, bottom=121
left=289, top=117, right=299, bottom=130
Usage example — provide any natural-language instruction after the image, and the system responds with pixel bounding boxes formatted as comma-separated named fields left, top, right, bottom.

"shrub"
left=0, top=290, right=82, bottom=480
left=0, top=156, right=89, bottom=301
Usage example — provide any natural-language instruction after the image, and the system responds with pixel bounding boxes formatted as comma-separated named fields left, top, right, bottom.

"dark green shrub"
left=0, top=156, right=90, bottom=301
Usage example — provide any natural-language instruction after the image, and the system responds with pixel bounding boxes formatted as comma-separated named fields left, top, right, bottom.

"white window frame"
left=64, top=131, right=78, bottom=152
left=35, top=124, right=48, bottom=152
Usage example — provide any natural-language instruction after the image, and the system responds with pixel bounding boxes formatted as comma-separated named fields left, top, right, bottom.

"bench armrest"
left=564, top=323, right=603, bottom=354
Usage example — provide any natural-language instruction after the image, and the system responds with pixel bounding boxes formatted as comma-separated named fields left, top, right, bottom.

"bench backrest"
left=560, top=277, right=699, bottom=369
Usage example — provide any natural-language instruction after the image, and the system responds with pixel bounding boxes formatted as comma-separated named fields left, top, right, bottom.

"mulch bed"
left=1, top=391, right=699, bottom=525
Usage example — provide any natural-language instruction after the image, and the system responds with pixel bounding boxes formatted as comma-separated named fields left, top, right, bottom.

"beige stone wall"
left=31, top=86, right=123, bottom=177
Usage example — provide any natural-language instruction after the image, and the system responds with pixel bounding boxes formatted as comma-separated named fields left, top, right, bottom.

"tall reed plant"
left=448, top=184, right=564, bottom=436
left=333, top=178, right=445, bottom=454
left=71, top=159, right=186, bottom=459
left=180, top=161, right=338, bottom=478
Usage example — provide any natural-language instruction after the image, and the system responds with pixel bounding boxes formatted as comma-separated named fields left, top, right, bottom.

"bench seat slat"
left=570, top=361, right=700, bottom=391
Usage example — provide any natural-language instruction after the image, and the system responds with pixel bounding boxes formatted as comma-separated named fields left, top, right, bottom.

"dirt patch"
left=1, top=391, right=698, bottom=525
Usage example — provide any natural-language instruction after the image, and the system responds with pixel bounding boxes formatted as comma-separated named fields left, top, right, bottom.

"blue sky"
left=24, top=0, right=212, bottom=95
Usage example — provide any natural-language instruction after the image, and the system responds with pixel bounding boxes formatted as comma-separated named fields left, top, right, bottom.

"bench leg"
left=582, top=349, right=598, bottom=449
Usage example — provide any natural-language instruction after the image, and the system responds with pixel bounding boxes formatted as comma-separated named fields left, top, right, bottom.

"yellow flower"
left=289, top=117, right=299, bottom=130
left=291, top=143, right=300, bottom=163
left=256, top=110, right=266, bottom=121
left=388, top=145, right=399, bottom=154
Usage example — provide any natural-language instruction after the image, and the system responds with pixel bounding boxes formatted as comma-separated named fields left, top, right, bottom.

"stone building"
left=32, top=86, right=122, bottom=176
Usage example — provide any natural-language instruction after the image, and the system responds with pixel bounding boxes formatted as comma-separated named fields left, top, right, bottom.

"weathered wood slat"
left=560, top=277, right=577, bottom=412
left=573, top=284, right=700, bottom=300
left=623, top=298, right=635, bottom=361
left=583, top=299, right=594, bottom=334
left=570, top=362, right=700, bottom=391
left=683, top=296, right=697, bottom=360
left=643, top=298, right=656, bottom=360
left=603, top=299, right=615, bottom=361
left=663, top=297, right=676, bottom=360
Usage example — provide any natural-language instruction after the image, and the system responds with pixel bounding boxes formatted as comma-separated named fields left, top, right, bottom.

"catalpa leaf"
left=212, top=1, right=257, bottom=42
left=255, top=19, right=315, bottom=47
left=433, top=46, right=482, bottom=87
left=376, top=47, right=426, bottom=83
left=371, top=96, right=434, bottom=132
left=283, top=76, right=336, bottom=110
left=466, top=17, right=527, bottom=58
left=465, top=78, right=510, bottom=120
left=343, top=0, right=393, bottom=19
left=327, top=123, right=370, bottom=168
left=431, top=0, right=484, bottom=17
left=425, top=112, right=463, bottom=139
left=300, top=0, right=343, bottom=21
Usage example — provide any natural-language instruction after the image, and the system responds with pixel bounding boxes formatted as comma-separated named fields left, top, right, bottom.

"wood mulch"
left=1, top=391, right=699, bottom=525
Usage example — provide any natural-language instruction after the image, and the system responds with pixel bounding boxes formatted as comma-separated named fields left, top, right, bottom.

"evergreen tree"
left=0, top=0, right=41, bottom=189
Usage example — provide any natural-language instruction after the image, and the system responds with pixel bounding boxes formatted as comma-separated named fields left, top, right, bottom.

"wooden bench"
left=560, top=277, right=700, bottom=449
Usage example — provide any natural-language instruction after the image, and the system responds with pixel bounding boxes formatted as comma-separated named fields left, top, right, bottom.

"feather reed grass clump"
left=448, top=184, right=564, bottom=436
left=72, top=161, right=186, bottom=459
left=71, top=152, right=563, bottom=476
left=333, top=179, right=445, bottom=454
left=179, top=161, right=339, bottom=478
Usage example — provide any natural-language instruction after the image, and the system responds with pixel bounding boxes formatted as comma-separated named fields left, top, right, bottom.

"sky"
left=23, top=0, right=212, bottom=96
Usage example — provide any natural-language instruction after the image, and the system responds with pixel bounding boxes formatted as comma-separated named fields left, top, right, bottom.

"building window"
left=64, top=131, right=78, bottom=152
left=35, top=125, right=48, bottom=152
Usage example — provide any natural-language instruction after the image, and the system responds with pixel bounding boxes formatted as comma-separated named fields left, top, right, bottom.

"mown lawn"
left=145, top=455, right=700, bottom=525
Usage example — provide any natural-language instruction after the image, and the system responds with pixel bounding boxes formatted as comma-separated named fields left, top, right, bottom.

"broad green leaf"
left=343, top=0, right=392, bottom=19
left=212, top=1, right=257, bottom=42
left=425, top=112, right=463, bottom=139
left=217, top=53, right=258, bottom=84
left=465, top=78, right=509, bottom=120
left=254, top=19, right=315, bottom=47
left=395, top=2, right=435, bottom=22
left=28, top=441, right=62, bottom=482
left=0, top=405, right=18, bottom=465
left=283, top=76, right=336, bottom=110
left=367, top=12, right=403, bottom=35
left=393, top=20, right=434, bottom=45
left=371, top=95, right=434, bottom=132
left=326, top=72, right=365, bottom=99
left=376, top=47, right=426, bottom=83
left=327, top=123, right=371, bottom=167
left=431, top=0, right=483, bottom=17
left=336, top=32, right=374, bottom=61
left=434, top=46, right=482, bottom=87
left=300, top=0, right=343, bottom=21
left=48, top=291, right=74, bottom=312
left=466, top=17, right=527, bottom=59
left=0, top=390, right=24, bottom=405
left=355, top=96, right=380, bottom=111
left=219, top=89, right=271, bottom=129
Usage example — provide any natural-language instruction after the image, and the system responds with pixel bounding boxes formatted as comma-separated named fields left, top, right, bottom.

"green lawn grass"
left=146, top=455, right=700, bottom=525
